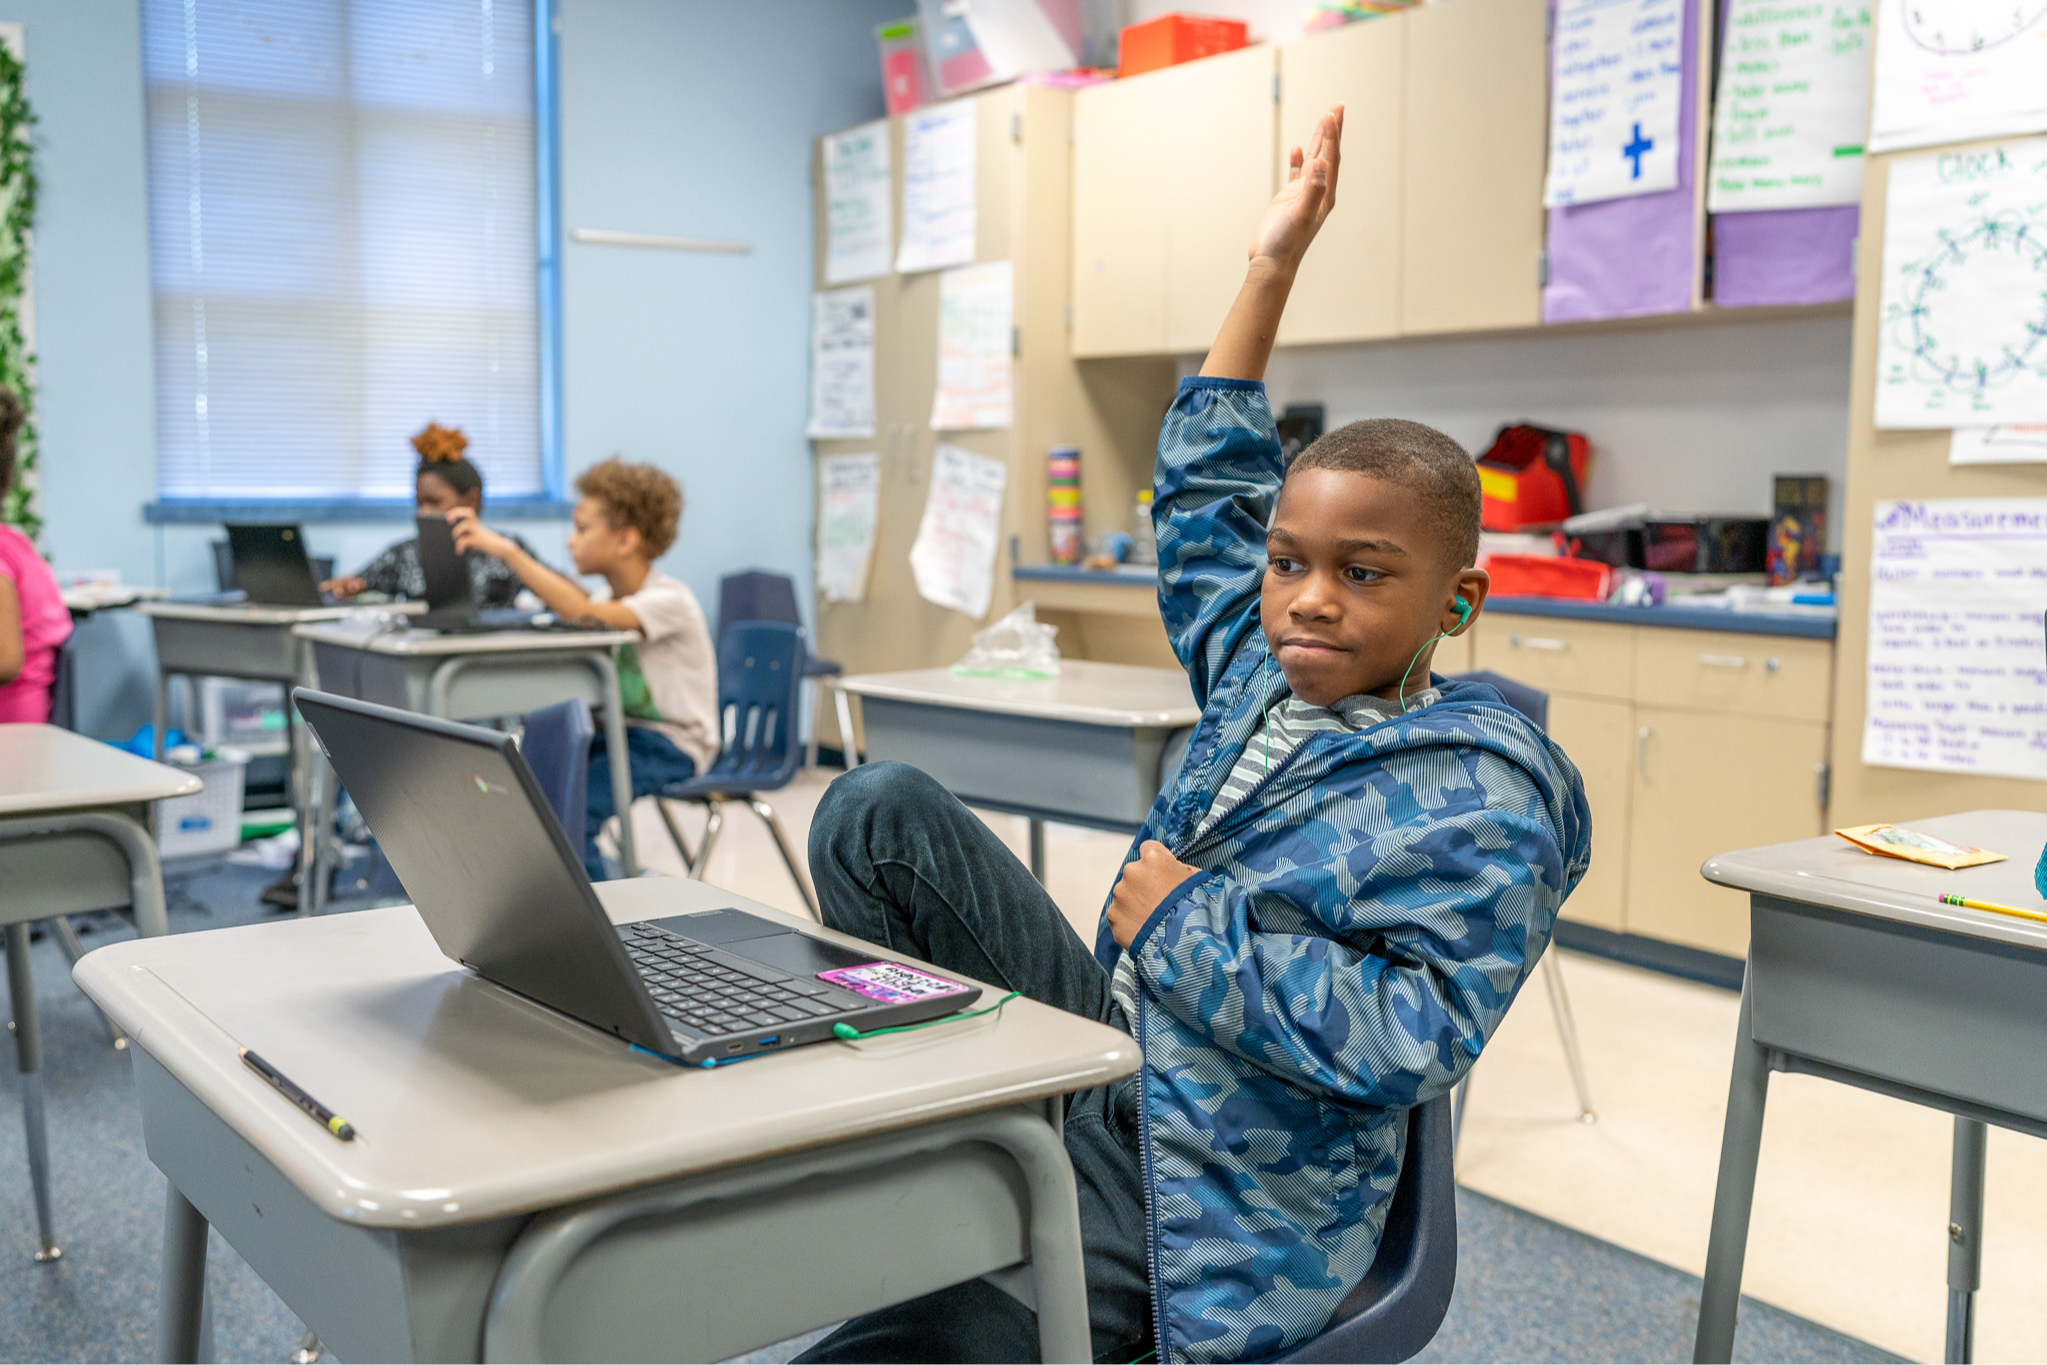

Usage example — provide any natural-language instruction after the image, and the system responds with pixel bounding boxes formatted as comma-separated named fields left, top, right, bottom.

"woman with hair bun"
left=322, top=421, right=545, bottom=603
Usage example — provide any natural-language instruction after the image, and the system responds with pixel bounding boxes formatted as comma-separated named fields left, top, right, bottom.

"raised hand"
left=1248, top=104, right=1344, bottom=273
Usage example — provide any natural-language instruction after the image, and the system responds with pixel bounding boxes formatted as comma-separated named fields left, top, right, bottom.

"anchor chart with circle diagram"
left=1876, top=136, right=2047, bottom=428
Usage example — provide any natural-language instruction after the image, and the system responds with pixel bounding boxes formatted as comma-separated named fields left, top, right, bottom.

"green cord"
left=832, top=990, right=1022, bottom=1041
left=1127, top=1349, right=1158, bottom=1364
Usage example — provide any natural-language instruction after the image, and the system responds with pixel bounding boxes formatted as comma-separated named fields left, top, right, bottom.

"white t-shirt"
left=598, top=570, right=719, bottom=772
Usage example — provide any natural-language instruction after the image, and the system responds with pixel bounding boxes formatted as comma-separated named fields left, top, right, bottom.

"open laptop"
left=414, top=514, right=547, bottom=633
left=292, top=689, right=983, bottom=1065
left=224, top=523, right=326, bottom=607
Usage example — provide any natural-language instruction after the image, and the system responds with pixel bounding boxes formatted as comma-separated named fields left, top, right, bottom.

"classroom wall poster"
left=806, top=287, right=876, bottom=440
left=1544, top=0, right=1685, bottom=208
left=823, top=120, right=892, bottom=285
left=1863, top=498, right=2047, bottom=780
left=1706, top=0, right=1871, bottom=212
left=1867, top=0, right=2047, bottom=154
left=1952, top=425, right=2047, bottom=464
left=930, top=260, right=1012, bottom=431
left=817, top=451, right=881, bottom=603
left=1876, top=139, right=2047, bottom=428
left=909, top=443, right=1006, bottom=618
left=895, top=101, right=977, bottom=274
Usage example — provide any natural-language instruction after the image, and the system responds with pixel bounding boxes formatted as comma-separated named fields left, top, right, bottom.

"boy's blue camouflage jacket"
left=1097, top=377, right=1592, bottom=1363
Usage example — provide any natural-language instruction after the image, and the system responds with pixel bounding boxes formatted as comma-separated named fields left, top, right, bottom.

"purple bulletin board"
left=1542, top=0, right=1703, bottom=324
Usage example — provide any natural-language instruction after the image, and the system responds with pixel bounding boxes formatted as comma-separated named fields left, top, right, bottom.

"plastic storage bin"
left=153, top=750, right=251, bottom=861
left=1117, top=13, right=1247, bottom=78
left=1481, top=553, right=1612, bottom=601
left=198, top=677, right=288, bottom=755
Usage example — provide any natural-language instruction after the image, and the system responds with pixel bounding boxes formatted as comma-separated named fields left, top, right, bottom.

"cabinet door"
left=1072, top=76, right=1169, bottom=357
left=1469, top=616, right=1635, bottom=702
left=1400, top=0, right=1547, bottom=335
left=1157, top=45, right=1279, bottom=353
left=1625, top=708, right=1829, bottom=958
left=1547, top=694, right=1632, bottom=932
left=1276, top=18, right=1404, bottom=346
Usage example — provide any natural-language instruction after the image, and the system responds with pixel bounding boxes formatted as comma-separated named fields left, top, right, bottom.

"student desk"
left=836, top=661, right=1200, bottom=880
left=0, top=724, right=198, bottom=1262
left=293, top=618, right=641, bottom=901
left=70, top=876, right=1139, bottom=1364
left=1693, top=810, right=2047, bottom=1365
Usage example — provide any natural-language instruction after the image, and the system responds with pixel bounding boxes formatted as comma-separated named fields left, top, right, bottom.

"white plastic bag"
left=949, top=600, right=1061, bottom=679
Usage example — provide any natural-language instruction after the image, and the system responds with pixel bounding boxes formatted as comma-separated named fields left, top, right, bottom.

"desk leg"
left=1028, top=820, right=1046, bottom=885
left=157, top=1183, right=209, bottom=1364
left=153, top=670, right=172, bottom=761
left=304, top=759, right=337, bottom=917
left=1694, top=965, right=1768, bottom=1364
left=1946, top=1117, right=1987, bottom=1364
left=5, top=923, right=59, bottom=1262
left=597, top=656, right=638, bottom=876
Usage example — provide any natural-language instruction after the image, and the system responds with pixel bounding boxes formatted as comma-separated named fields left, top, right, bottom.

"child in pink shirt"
left=0, top=390, right=70, bottom=723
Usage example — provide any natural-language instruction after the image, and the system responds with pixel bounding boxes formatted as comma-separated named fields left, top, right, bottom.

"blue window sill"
left=144, top=498, right=577, bottom=525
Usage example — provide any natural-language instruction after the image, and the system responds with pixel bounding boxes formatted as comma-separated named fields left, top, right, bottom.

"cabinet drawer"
left=1631, top=629, right=1832, bottom=722
left=1470, top=617, right=1633, bottom=700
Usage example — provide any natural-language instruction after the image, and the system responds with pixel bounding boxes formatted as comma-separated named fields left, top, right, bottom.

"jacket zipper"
left=1135, top=988, right=1170, bottom=1363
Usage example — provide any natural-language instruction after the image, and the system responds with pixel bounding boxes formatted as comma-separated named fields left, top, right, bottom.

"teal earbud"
left=1452, top=593, right=1473, bottom=626
left=1396, top=593, right=1473, bottom=714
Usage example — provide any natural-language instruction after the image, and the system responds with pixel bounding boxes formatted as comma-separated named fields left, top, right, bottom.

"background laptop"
left=414, top=513, right=551, bottom=632
left=224, top=523, right=326, bottom=607
left=292, top=689, right=982, bottom=1065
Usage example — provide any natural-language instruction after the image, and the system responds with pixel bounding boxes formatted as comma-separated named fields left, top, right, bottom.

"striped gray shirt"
left=1110, top=686, right=1440, bottom=1025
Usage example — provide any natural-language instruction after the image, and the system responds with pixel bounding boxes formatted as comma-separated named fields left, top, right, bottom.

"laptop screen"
left=415, top=514, right=473, bottom=613
left=224, top=523, right=324, bottom=607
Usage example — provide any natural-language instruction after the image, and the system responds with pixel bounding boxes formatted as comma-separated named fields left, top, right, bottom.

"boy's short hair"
left=576, top=456, right=682, bottom=558
left=1288, top=418, right=1482, bottom=569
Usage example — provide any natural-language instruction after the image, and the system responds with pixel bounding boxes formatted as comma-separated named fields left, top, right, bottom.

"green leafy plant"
left=0, top=42, right=37, bottom=543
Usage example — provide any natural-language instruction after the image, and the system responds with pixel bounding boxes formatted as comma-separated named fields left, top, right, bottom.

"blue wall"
left=21, top=0, right=895, bottom=608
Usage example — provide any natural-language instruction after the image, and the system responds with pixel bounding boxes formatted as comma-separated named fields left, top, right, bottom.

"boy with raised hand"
left=800, top=106, right=1590, bottom=1364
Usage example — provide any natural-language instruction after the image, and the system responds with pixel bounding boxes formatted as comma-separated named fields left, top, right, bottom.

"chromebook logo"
left=473, top=776, right=505, bottom=795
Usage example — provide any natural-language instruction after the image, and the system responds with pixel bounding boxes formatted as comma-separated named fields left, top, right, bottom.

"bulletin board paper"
left=896, top=102, right=978, bottom=274
left=1707, top=0, right=1872, bottom=213
left=1867, top=0, right=2047, bottom=154
left=930, top=260, right=1013, bottom=431
left=824, top=121, right=892, bottom=285
left=1544, top=0, right=1686, bottom=209
left=806, top=287, right=876, bottom=440
left=909, top=444, right=1007, bottom=619
left=1952, top=425, right=2047, bottom=464
left=1875, top=140, right=2047, bottom=429
left=1863, top=498, right=2047, bottom=781
left=817, top=452, right=882, bottom=603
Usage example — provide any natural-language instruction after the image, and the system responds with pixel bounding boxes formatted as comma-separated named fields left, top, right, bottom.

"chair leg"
left=747, top=797, right=821, bottom=921
left=654, top=798, right=703, bottom=875
left=6, top=923, right=60, bottom=1262
left=1539, top=951, right=1597, bottom=1124
left=834, top=686, right=860, bottom=769
left=804, top=677, right=821, bottom=772
left=1451, top=1071, right=1471, bottom=1159
left=48, top=917, right=127, bottom=1051
left=688, top=799, right=728, bottom=882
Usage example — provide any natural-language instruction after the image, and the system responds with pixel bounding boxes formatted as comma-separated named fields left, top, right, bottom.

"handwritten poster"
left=1868, top=0, right=2047, bottom=154
left=1952, top=425, right=2047, bottom=464
left=1876, top=140, right=2047, bottom=428
left=931, top=260, right=1012, bottom=431
left=1707, top=0, right=1872, bottom=212
left=823, top=120, right=892, bottom=285
left=896, top=101, right=978, bottom=273
left=1863, top=499, right=2047, bottom=780
left=806, top=287, right=876, bottom=440
left=817, top=452, right=881, bottom=603
left=1545, top=0, right=1685, bottom=208
left=909, top=444, right=1006, bottom=618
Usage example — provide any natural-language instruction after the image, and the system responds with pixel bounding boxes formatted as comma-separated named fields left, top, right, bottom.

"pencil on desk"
left=1937, top=893, right=2047, bottom=927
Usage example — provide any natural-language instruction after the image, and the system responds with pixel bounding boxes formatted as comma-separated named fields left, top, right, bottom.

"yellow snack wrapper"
left=1834, top=824, right=2006, bottom=870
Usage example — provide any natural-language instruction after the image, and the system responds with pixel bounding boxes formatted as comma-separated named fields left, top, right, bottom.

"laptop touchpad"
left=735, top=932, right=880, bottom=977
left=652, top=908, right=789, bottom=945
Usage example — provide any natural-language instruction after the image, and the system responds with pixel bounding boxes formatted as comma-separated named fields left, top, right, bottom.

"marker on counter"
left=240, top=1048, right=356, bottom=1141
left=1937, top=893, right=2047, bottom=927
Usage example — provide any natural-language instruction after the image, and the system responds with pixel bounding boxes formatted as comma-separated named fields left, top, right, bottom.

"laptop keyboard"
left=621, top=922, right=849, bottom=1037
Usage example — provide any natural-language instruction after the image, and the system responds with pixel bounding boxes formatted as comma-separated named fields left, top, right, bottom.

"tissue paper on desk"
left=1835, top=824, right=2005, bottom=870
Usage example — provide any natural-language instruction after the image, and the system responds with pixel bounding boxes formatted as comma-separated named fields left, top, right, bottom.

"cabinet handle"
left=1512, top=636, right=1569, bottom=652
left=1696, top=653, right=1748, bottom=669
left=1637, top=725, right=1652, bottom=783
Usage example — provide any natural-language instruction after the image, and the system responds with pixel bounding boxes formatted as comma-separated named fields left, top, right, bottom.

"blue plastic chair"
left=520, top=698, right=595, bottom=852
left=653, top=621, right=818, bottom=918
left=717, top=569, right=856, bottom=769
left=1273, top=1092, right=1457, bottom=1364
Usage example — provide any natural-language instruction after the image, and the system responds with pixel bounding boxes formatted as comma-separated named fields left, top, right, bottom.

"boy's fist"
left=447, top=506, right=516, bottom=561
left=1108, top=840, right=1202, bottom=948
left=1248, top=104, right=1344, bottom=274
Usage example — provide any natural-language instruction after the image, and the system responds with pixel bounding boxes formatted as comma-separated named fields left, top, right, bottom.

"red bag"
left=1476, top=424, right=1590, bottom=531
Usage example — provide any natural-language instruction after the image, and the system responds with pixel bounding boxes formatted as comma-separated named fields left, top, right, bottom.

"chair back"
left=1273, top=1092, right=1458, bottom=1363
left=49, top=630, right=84, bottom=731
left=717, top=570, right=803, bottom=632
left=1448, top=668, right=1548, bottom=732
left=704, top=621, right=804, bottom=791
left=520, top=698, right=595, bottom=844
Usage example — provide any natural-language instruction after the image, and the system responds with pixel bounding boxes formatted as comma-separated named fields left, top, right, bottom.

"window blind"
left=144, top=0, right=542, bottom=502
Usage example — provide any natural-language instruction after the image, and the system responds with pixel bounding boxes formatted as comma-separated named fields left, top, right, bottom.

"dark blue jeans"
left=796, top=762, right=1153, bottom=1365
left=584, top=725, right=696, bottom=879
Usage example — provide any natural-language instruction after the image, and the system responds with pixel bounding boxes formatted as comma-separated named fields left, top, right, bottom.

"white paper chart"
left=1707, top=0, right=1871, bottom=212
left=1864, top=499, right=2047, bottom=780
left=806, top=287, right=876, bottom=440
left=817, top=451, right=881, bottom=603
left=1868, top=0, right=2047, bottom=153
left=823, top=121, right=891, bottom=285
left=896, top=102, right=977, bottom=274
left=1953, top=425, right=2047, bottom=464
left=1876, top=140, right=2047, bottom=428
left=930, top=260, right=1012, bottom=431
left=1545, top=0, right=1685, bottom=208
left=909, top=444, right=1006, bottom=618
